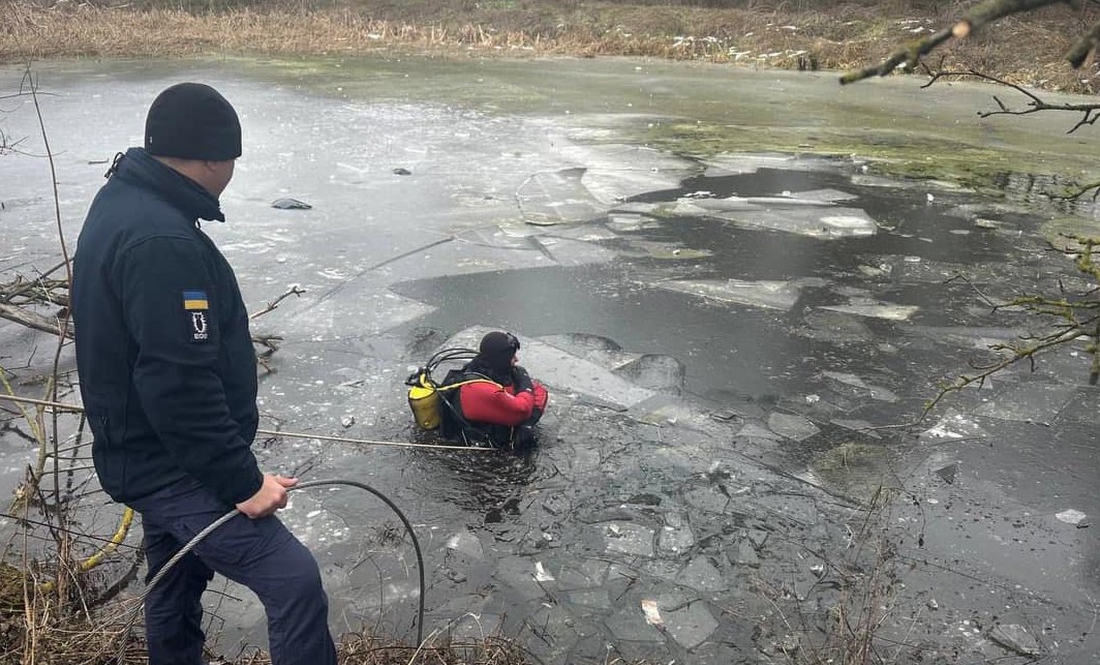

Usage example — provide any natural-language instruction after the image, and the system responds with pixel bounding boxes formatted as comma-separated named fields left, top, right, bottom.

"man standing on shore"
left=71, top=82, right=337, bottom=665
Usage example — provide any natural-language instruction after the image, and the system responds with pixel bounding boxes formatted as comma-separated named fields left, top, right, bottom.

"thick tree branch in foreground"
left=841, top=0, right=1069, bottom=85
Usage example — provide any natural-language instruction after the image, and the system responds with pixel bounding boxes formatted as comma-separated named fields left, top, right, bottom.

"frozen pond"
left=2, top=57, right=1100, bottom=663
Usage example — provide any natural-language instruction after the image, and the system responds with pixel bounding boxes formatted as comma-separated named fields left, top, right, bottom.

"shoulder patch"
left=188, top=311, right=210, bottom=343
left=182, top=290, right=209, bottom=310
left=182, top=290, right=211, bottom=343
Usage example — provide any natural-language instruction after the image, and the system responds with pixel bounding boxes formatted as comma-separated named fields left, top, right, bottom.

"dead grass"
left=0, top=570, right=542, bottom=665
left=0, top=1, right=1096, bottom=93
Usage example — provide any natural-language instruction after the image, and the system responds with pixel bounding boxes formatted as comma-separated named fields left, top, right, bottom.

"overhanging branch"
left=841, top=0, right=1069, bottom=85
left=923, top=68, right=1100, bottom=132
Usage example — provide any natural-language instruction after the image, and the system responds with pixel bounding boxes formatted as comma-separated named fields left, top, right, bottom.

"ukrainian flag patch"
left=182, top=290, right=209, bottom=310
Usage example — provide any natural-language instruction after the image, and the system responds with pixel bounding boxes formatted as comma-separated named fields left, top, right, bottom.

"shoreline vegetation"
left=1, top=0, right=1097, bottom=94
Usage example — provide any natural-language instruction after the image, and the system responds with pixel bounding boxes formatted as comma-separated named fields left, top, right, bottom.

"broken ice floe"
left=659, top=522, right=695, bottom=556
left=606, top=212, right=660, bottom=232
left=821, top=371, right=899, bottom=403
left=665, top=602, right=719, bottom=650
left=604, top=522, right=655, bottom=557
left=516, top=145, right=692, bottom=226
left=818, top=302, right=918, bottom=321
left=517, top=168, right=606, bottom=226
left=972, top=382, right=1077, bottom=424
left=614, top=354, right=686, bottom=393
left=655, top=176, right=874, bottom=239
left=444, top=530, right=484, bottom=559
left=534, top=561, right=556, bottom=582
left=678, top=556, right=727, bottom=592
left=767, top=412, right=819, bottom=441
left=641, top=599, right=663, bottom=626
left=1055, top=509, right=1087, bottom=526
left=657, top=278, right=801, bottom=311
left=989, top=624, right=1042, bottom=657
left=919, top=411, right=987, bottom=442
left=555, top=143, right=693, bottom=204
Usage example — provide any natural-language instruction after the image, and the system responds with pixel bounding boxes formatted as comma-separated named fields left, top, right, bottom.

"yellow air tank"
left=407, top=373, right=441, bottom=430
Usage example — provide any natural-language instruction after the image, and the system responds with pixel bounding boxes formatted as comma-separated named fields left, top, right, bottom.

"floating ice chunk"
left=604, top=522, right=655, bottom=557
left=614, top=354, right=685, bottom=392
left=445, top=530, right=484, bottom=559
left=703, top=206, right=878, bottom=238
left=554, top=143, right=693, bottom=204
left=818, top=303, right=918, bottom=321
left=821, top=214, right=877, bottom=231
left=821, top=371, right=898, bottom=402
left=768, top=412, right=819, bottom=441
left=920, top=412, right=986, bottom=441
left=1056, top=509, right=1087, bottom=525
left=688, top=196, right=756, bottom=211
left=737, top=423, right=782, bottom=439
left=584, top=168, right=684, bottom=205
left=534, top=561, right=555, bottom=582
left=641, top=599, right=663, bottom=626
left=606, top=213, right=658, bottom=231
left=678, top=556, right=727, bottom=592
left=517, top=167, right=604, bottom=226
left=989, top=624, right=1041, bottom=656
left=746, top=196, right=833, bottom=207
left=973, top=383, right=1077, bottom=424
left=790, top=188, right=859, bottom=203
left=665, top=602, right=719, bottom=650
left=659, top=523, right=695, bottom=555
left=657, top=278, right=801, bottom=312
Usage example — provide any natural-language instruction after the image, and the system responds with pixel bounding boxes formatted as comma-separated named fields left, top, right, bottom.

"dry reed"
left=0, top=1, right=1094, bottom=93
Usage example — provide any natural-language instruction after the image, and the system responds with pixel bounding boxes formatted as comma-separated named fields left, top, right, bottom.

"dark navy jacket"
left=72, top=148, right=263, bottom=507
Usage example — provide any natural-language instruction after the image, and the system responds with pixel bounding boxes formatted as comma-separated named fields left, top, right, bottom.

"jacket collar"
left=110, top=147, right=226, bottom=223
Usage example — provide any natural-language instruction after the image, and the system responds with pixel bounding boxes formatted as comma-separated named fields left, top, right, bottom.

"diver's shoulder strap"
left=437, top=377, right=500, bottom=392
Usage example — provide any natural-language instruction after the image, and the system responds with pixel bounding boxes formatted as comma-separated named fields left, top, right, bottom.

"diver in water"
left=440, top=331, right=549, bottom=449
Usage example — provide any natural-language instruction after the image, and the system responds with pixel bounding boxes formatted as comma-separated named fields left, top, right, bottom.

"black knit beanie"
left=477, top=331, right=519, bottom=374
left=144, top=83, right=242, bottom=161
left=480, top=331, right=519, bottom=356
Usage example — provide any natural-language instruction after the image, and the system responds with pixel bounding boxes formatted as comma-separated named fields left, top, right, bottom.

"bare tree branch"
left=922, top=68, right=1100, bottom=132
left=1055, top=178, right=1100, bottom=200
left=924, top=233, right=1100, bottom=415
left=0, top=302, right=70, bottom=339
left=841, top=0, right=1069, bottom=85
left=248, top=285, right=306, bottom=320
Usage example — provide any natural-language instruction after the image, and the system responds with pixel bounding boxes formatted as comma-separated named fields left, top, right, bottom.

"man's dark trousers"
left=129, top=477, right=338, bottom=665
